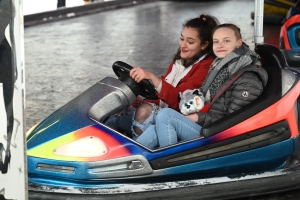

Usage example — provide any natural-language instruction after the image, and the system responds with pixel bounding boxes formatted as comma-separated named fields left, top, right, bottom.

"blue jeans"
left=136, top=108, right=202, bottom=149
left=104, top=106, right=135, bottom=135
left=104, top=103, right=160, bottom=139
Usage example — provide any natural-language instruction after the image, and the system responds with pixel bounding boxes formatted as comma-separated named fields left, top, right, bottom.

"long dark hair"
left=173, top=14, right=219, bottom=67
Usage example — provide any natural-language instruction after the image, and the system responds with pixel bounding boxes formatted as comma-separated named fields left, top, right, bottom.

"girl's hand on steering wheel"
left=130, top=67, right=151, bottom=83
left=130, top=67, right=161, bottom=88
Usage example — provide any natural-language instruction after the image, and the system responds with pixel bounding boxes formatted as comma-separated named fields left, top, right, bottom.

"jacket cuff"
left=155, top=79, right=162, bottom=93
left=196, top=112, right=203, bottom=125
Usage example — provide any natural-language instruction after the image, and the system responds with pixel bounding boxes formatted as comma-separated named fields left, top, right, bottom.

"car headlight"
left=54, top=136, right=108, bottom=157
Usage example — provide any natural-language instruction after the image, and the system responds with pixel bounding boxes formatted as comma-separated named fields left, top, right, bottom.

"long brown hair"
left=173, top=14, right=219, bottom=67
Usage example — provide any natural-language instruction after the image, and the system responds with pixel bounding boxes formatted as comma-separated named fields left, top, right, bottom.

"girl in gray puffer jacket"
left=136, top=23, right=268, bottom=149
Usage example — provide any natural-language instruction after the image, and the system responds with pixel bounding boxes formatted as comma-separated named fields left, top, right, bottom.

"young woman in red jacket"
left=105, top=14, right=219, bottom=139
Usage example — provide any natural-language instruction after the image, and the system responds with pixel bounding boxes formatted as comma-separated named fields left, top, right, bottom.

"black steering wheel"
left=112, top=61, right=157, bottom=100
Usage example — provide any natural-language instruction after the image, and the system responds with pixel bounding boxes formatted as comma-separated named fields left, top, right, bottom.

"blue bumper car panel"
left=150, top=120, right=292, bottom=170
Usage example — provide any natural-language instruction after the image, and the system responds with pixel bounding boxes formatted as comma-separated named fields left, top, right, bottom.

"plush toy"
left=178, top=89, right=205, bottom=115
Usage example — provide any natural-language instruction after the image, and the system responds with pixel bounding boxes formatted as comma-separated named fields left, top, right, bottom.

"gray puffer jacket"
left=196, top=64, right=268, bottom=127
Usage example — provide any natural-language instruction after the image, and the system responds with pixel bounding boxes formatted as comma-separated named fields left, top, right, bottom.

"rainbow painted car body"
left=27, top=44, right=300, bottom=200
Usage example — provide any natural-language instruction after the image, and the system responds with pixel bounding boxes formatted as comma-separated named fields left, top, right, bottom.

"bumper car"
left=27, top=43, right=300, bottom=199
left=279, top=0, right=300, bottom=68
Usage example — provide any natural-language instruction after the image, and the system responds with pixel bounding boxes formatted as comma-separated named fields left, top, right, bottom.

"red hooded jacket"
left=145, top=55, right=214, bottom=111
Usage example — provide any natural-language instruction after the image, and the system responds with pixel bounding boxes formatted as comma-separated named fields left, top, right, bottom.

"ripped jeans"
left=104, top=103, right=160, bottom=139
left=136, top=108, right=202, bottom=149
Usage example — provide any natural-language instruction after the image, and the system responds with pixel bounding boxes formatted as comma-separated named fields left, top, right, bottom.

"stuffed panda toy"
left=178, top=89, right=205, bottom=115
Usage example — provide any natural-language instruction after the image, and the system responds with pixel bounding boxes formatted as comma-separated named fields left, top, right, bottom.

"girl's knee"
left=133, top=103, right=155, bottom=135
left=134, top=103, right=153, bottom=122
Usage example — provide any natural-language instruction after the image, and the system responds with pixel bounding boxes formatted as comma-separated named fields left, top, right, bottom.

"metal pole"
left=253, top=0, right=264, bottom=44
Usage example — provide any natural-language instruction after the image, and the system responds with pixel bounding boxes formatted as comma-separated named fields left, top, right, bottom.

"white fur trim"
left=164, top=54, right=206, bottom=87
